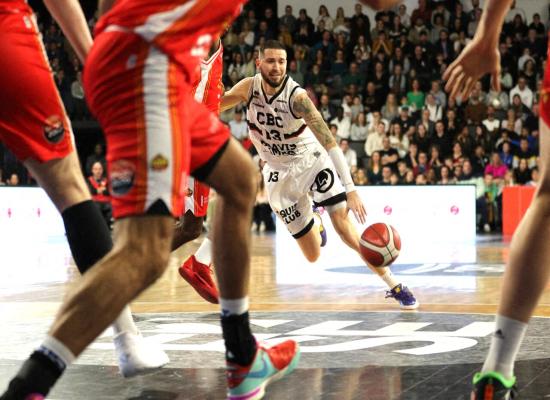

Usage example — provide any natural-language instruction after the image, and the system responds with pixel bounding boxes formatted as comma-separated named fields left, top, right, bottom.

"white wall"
left=278, top=0, right=548, bottom=25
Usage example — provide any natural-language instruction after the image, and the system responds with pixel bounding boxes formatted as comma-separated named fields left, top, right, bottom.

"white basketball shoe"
left=113, top=331, right=169, bottom=378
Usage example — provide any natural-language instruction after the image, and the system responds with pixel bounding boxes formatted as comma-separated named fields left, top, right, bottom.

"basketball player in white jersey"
left=222, top=40, right=418, bottom=309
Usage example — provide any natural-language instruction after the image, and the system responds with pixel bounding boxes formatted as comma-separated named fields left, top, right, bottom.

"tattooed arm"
left=292, top=92, right=336, bottom=150
left=292, top=92, right=367, bottom=223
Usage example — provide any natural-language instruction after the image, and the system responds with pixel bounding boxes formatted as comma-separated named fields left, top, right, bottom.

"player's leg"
left=172, top=210, right=204, bottom=250
left=188, top=91, right=299, bottom=396
left=472, top=118, right=550, bottom=399
left=328, top=206, right=418, bottom=309
left=0, top=11, right=166, bottom=379
left=202, top=139, right=300, bottom=399
left=174, top=210, right=219, bottom=304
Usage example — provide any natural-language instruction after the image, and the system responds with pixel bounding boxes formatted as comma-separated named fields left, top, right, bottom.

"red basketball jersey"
left=95, top=0, right=244, bottom=82
left=192, top=43, right=223, bottom=114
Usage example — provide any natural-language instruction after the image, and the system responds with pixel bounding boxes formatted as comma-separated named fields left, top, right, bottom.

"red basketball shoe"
left=178, top=255, right=219, bottom=304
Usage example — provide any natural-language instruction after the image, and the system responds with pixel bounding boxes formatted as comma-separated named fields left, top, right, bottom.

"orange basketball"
left=359, top=223, right=401, bottom=267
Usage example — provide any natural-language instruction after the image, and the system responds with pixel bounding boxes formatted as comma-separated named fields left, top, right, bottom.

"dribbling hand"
left=347, top=191, right=367, bottom=224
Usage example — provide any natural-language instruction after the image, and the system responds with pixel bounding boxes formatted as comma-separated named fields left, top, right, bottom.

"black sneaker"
left=471, top=371, right=517, bottom=400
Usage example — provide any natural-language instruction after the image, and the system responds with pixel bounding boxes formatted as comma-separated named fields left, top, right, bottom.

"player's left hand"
left=347, top=191, right=367, bottom=224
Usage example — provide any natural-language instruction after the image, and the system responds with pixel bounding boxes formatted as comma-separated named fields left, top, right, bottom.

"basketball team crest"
left=150, top=154, right=169, bottom=171
left=110, top=159, right=135, bottom=196
left=43, top=115, right=65, bottom=144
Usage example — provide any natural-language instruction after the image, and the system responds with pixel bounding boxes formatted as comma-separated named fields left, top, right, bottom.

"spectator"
left=378, top=165, right=393, bottom=185
left=396, top=4, right=411, bottom=28
left=413, top=151, right=430, bottom=177
left=315, top=5, right=333, bottom=32
left=380, top=136, right=399, bottom=171
left=438, top=165, right=455, bottom=184
left=353, top=168, right=368, bottom=185
left=432, top=120, right=452, bottom=158
left=71, top=71, right=87, bottom=119
left=340, top=139, right=358, bottom=170
left=365, top=121, right=386, bottom=157
left=330, top=107, right=351, bottom=140
left=6, top=173, right=19, bottom=186
left=526, top=167, right=539, bottom=187
left=229, top=111, right=248, bottom=143
left=389, top=122, right=409, bottom=158
left=85, top=143, right=106, bottom=176
left=513, top=137, right=537, bottom=169
left=318, top=94, right=336, bottom=122
left=279, top=5, right=296, bottom=34
left=485, top=152, right=508, bottom=181
left=381, top=92, right=400, bottom=121
left=366, top=151, right=383, bottom=185
left=287, top=59, right=304, bottom=86
left=351, top=112, right=368, bottom=142
left=509, top=76, right=534, bottom=109
left=514, top=158, right=532, bottom=185
left=86, top=161, right=112, bottom=229
left=499, top=141, right=514, bottom=169
left=406, top=78, right=424, bottom=113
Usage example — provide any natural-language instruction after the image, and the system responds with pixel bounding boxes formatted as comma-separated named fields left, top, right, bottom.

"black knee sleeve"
left=62, top=200, right=113, bottom=274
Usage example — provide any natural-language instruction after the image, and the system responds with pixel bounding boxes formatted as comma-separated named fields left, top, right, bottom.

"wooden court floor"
left=1, top=233, right=550, bottom=399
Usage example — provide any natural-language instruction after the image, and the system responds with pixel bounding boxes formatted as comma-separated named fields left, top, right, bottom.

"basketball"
left=359, top=223, right=401, bottom=268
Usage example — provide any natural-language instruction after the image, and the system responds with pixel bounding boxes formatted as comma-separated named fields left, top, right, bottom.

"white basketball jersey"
left=246, top=74, right=324, bottom=168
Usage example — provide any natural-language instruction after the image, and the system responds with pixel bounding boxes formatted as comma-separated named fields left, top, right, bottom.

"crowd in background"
left=1, top=1, right=548, bottom=232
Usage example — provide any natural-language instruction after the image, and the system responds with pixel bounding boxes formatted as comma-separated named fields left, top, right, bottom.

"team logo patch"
left=311, top=168, right=335, bottom=193
left=186, top=188, right=193, bottom=197
left=43, top=115, right=65, bottom=144
left=150, top=154, right=169, bottom=171
left=110, top=159, right=135, bottom=196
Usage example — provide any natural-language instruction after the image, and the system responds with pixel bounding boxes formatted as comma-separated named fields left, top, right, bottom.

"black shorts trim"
left=292, top=218, right=314, bottom=239
left=145, top=199, right=171, bottom=216
left=192, top=138, right=230, bottom=182
left=314, top=192, right=347, bottom=208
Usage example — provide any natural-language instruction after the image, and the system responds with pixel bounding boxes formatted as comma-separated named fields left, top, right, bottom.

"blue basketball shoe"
left=313, top=206, right=327, bottom=247
left=386, top=284, right=419, bottom=310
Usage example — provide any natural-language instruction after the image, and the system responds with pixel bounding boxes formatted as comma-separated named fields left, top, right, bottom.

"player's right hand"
left=347, top=191, right=367, bottom=225
left=443, top=37, right=501, bottom=101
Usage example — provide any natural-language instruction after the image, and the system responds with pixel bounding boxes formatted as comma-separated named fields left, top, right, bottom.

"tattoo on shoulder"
left=293, top=94, right=334, bottom=147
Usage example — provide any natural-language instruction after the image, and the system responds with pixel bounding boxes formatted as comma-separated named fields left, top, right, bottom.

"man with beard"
left=221, top=40, right=418, bottom=310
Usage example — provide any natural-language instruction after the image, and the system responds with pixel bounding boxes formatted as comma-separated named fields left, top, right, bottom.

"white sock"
left=220, top=297, right=249, bottom=316
left=195, top=237, right=212, bottom=265
left=39, top=335, right=76, bottom=371
left=379, top=269, right=399, bottom=289
left=481, top=314, right=528, bottom=379
left=112, top=306, right=139, bottom=336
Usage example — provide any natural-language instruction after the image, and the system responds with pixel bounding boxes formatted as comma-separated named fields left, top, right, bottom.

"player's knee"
left=304, top=250, right=321, bottom=263
left=225, top=159, right=257, bottom=211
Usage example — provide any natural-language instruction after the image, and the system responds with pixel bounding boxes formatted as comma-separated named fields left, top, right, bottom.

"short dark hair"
left=260, top=40, right=286, bottom=56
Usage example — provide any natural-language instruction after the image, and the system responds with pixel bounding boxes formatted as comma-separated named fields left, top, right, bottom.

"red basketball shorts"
left=0, top=8, right=73, bottom=162
left=84, top=31, right=229, bottom=219
left=184, top=176, right=210, bottom=217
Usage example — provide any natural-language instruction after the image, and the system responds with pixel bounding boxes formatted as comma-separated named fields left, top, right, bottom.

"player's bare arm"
left=220, top=77, right=253, bottom=112
left=292, top=92, right=336, bottom=149
left=44, top=0, right=92, bottom=63
left=293, top=92, right=367, bottom=224
left=443, top=0, right=513, bottom=100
